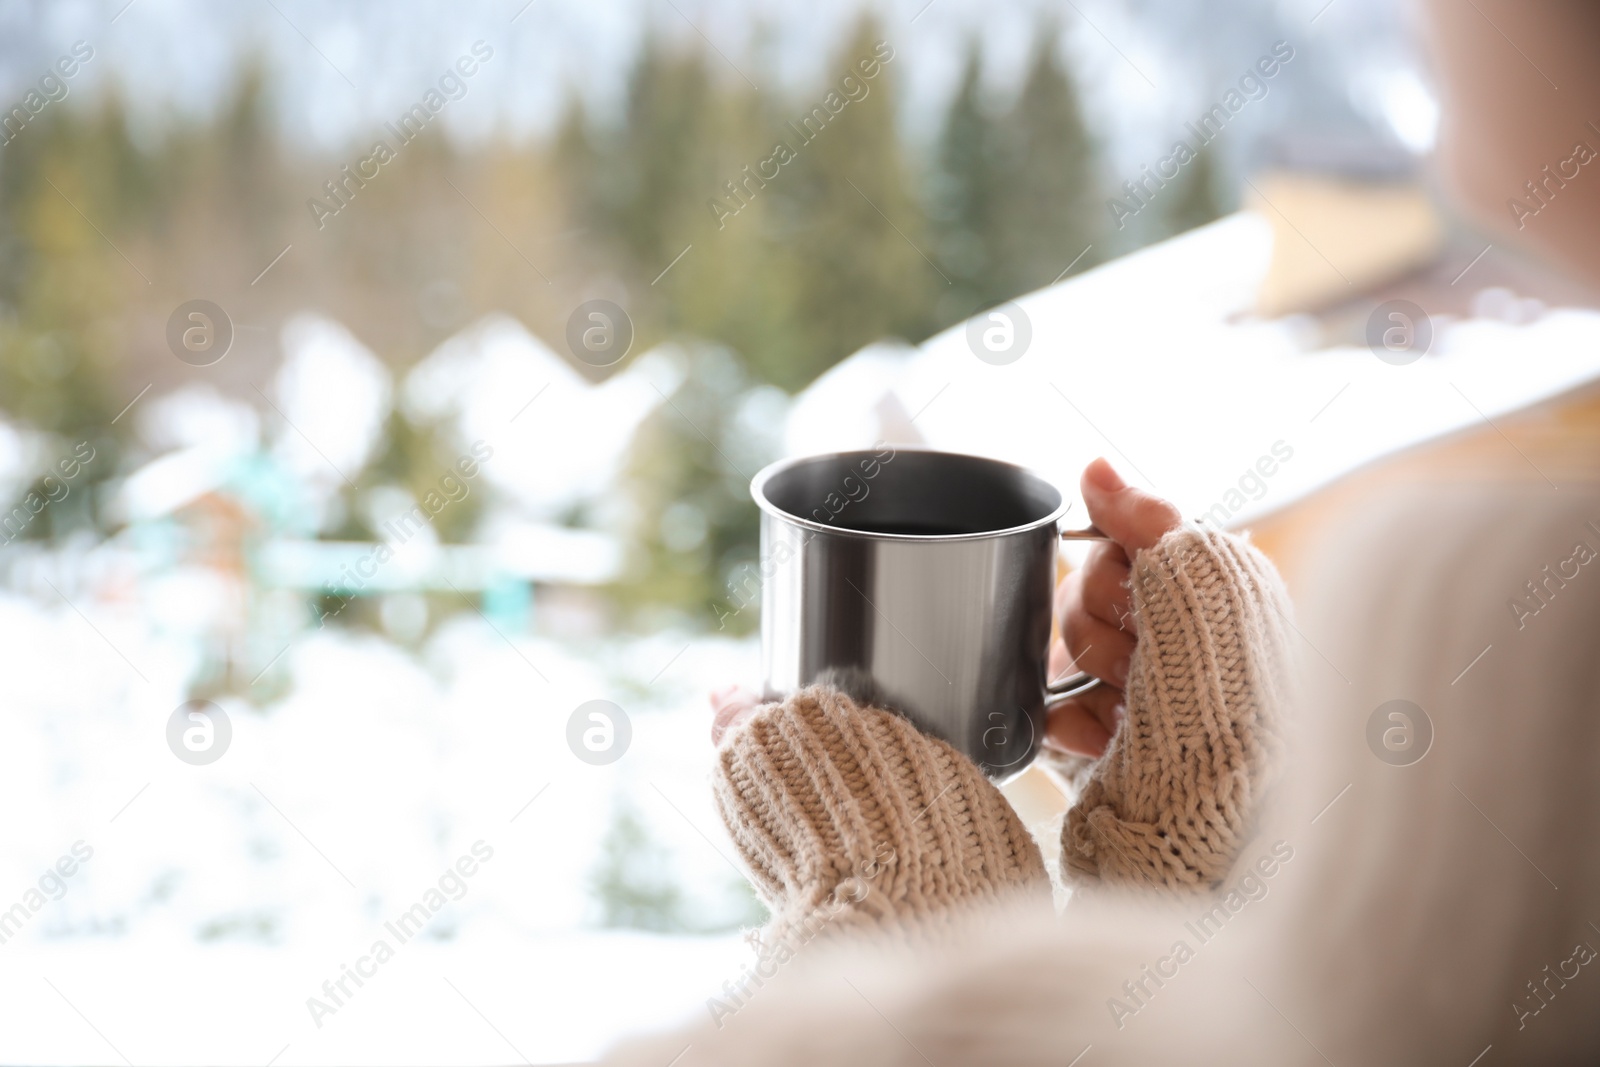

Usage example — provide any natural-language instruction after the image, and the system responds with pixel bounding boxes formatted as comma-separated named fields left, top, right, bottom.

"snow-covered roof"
left=784, top=211, right=1600, bottom=526
left=272, top=314, right=392, bottom=489
left=404, top=314, right=674, bottom=516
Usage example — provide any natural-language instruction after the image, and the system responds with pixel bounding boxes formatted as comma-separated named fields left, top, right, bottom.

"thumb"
left=1080, top=458, right=1182, bottom=553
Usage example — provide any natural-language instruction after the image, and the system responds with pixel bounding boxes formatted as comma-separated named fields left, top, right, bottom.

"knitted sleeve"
left=712, top=686, right=1051, bottom=943
left=1062, top=524, right=1294, bottom=891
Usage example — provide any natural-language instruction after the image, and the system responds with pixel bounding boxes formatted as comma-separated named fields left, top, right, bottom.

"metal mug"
left=751, top=447, right=1106, bottom=779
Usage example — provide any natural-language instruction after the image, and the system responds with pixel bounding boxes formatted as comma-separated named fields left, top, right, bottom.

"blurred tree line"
left=0, top=15, right=1223, bottom=628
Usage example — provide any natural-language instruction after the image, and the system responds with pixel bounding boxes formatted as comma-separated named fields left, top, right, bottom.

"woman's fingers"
left=1078, top=543, right=1133, bottom=631
left=1044, top=683, right=1126, bottom=758
left=1061, top=594, right=1136, bottom=688
left=710, top=686, right=763, bottom=746
left=1044, top=705, right=1109, bottom=758
left=1050, top=459, right=1181, bottom=698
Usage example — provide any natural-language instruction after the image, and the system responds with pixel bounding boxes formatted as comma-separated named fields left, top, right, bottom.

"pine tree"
left=767, top=16, right=939, bottom=388
left=0, top=97, right=141, bottom=541
left=656, top=52, right=805, bottom=389
left=1160, top=142, right=1228, bottom=237
left=986, top=22, right=1102, bottom=300
left=600, top=33, right=720, bottom=278
left=930, top=24, right=1104, bottom=316
left=929, top=43, right=1000, bottom=322
left=551, top=94, right=602, bottom=235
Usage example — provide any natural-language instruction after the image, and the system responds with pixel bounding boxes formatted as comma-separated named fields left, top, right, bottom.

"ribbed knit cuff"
left=713, top=686, right=1051, bottom=941
left=1063, top=524, right=1294, bottom=891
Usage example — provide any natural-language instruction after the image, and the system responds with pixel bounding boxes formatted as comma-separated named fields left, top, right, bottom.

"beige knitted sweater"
left=608, top=484, right=1600, bottom=1066
left=712, top=524, right=1294, bottom=938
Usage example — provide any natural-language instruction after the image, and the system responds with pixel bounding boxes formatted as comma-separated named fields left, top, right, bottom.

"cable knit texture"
left=712, top=686, right=1051, bottom=942
left=712, top=524, right=1292, bottom=937
left=1062, top=525, right=1293, bottom=889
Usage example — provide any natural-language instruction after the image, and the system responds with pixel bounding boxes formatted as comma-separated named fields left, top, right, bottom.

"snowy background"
left=4, top=0, right=1598, bottom=1063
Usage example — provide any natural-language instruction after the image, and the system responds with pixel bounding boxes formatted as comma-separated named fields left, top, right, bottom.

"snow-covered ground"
left=0, top=935, right=745, bottom=1066
left=0, top=591, right=762, bottom=1064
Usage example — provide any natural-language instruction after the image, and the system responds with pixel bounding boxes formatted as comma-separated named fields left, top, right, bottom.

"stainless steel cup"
left=751, top=447, right=1104, bottom=779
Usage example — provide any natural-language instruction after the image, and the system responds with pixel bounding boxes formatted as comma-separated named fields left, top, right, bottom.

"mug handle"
left=1046, top=670, right=1102, bottom=703
left=1058, top=524, right=1107, bottom=541
left=1046, top=522, right=1114, bottom=704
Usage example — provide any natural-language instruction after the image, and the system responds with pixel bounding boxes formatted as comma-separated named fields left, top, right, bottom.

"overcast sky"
left=0, top=0, right=1435, bottom=173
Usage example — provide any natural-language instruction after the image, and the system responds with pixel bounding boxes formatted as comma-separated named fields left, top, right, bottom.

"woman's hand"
left=709, top=684, right=763, bottom=746
left=1045, top=458, right=1182, bottom=758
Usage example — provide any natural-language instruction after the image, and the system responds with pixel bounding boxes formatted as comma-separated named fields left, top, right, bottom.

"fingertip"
left=711, top=705, right=740, bottom=747
left=1082, top=457, right=1125, bottom=494
left=1079, top=464, right=1181, bottom=553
